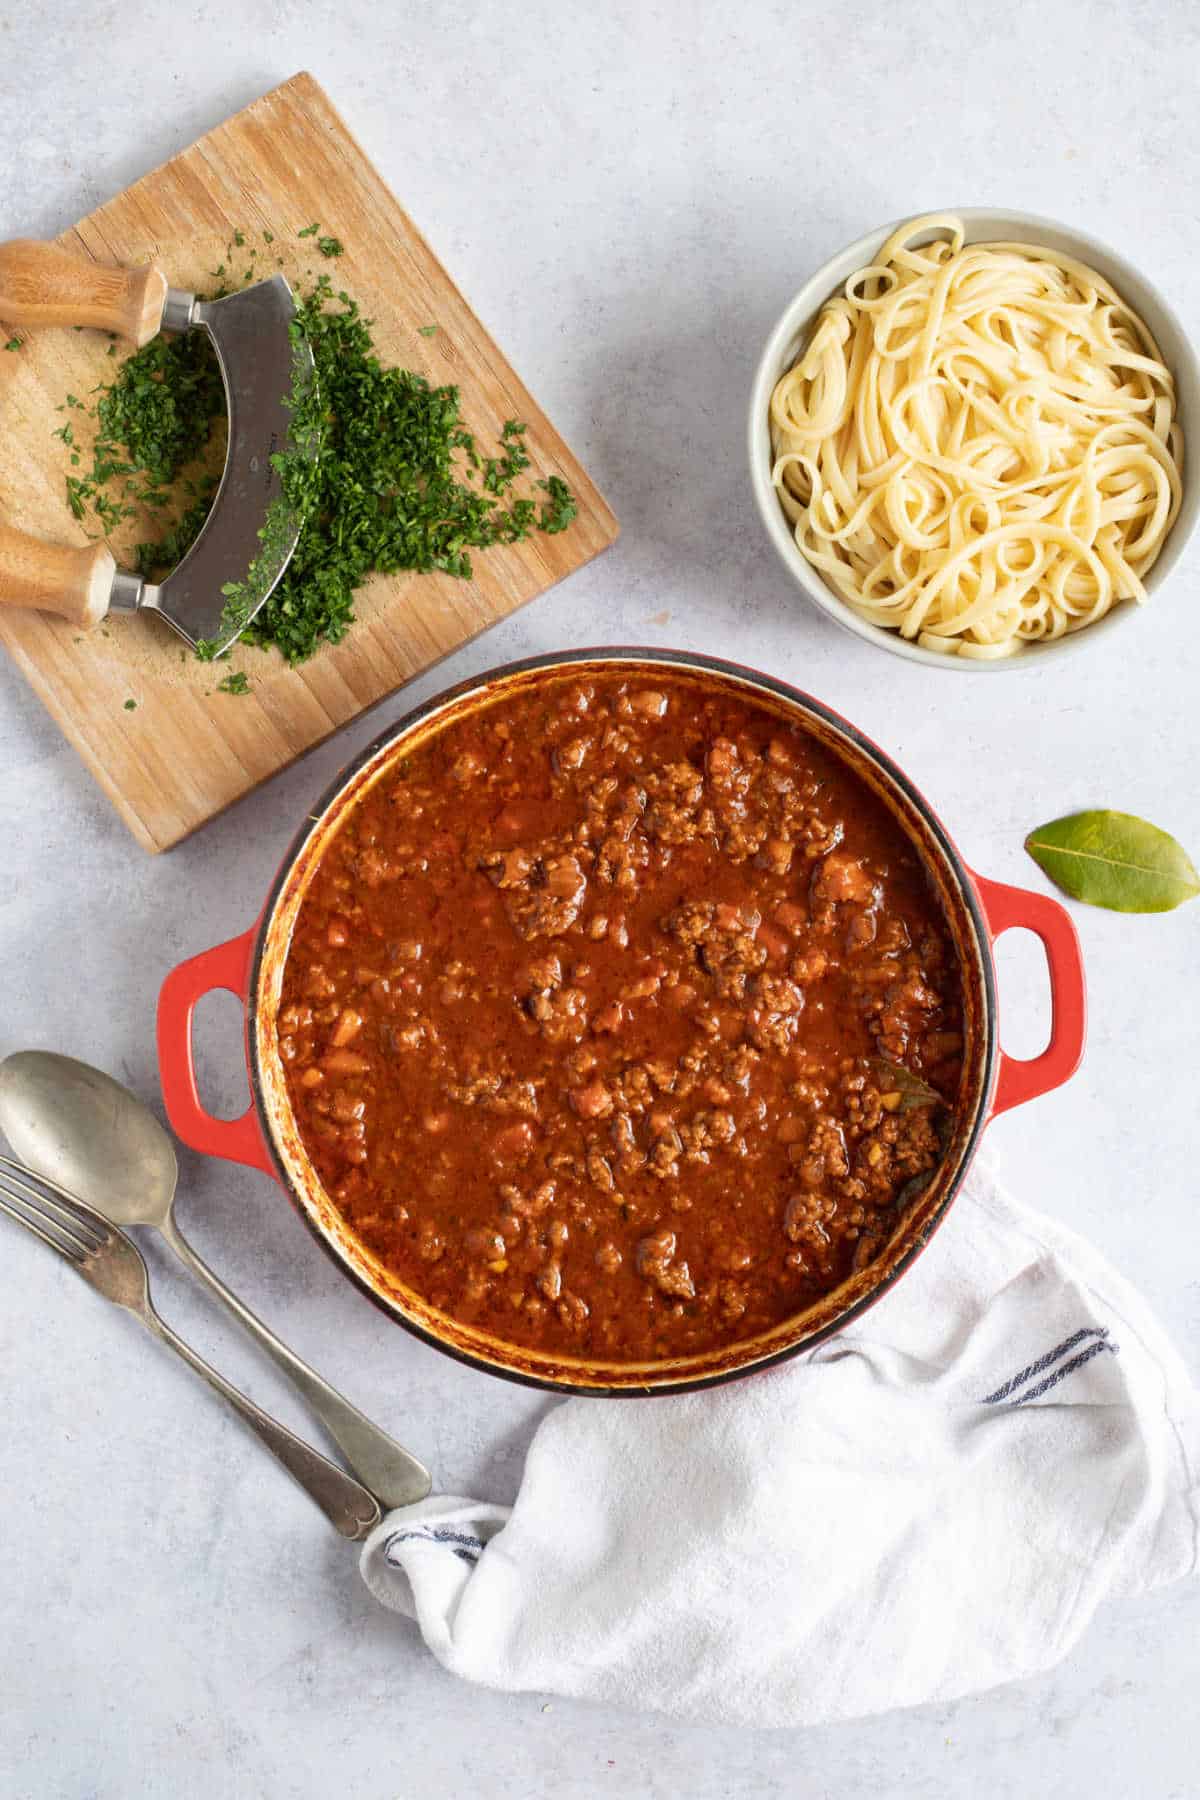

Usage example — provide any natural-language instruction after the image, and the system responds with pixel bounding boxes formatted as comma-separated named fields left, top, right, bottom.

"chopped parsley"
left=297, top=222, right=320, bottom=238
left=123, top=698, right=137, bottom=710
left=134, top=484, right=217, bottom=579
left=51, top=240, right=578, bottom=669
left=4, top=337, right=20, bottom=352
left=216, top=669, right=251, bottom=695
left=538, top=476, right=578, bottom=534
left=316, top=235, right=344, bottom=259
left=483, top=419, right=530, bottom=494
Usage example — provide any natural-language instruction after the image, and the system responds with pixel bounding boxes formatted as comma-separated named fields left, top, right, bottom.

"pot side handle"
left=157, top=926, right=274, bottom=1176
left=970, top=871, right=1087, bottom=1117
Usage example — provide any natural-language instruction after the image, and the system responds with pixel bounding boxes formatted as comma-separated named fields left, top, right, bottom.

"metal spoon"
left=0, top=1050, right=431, bottom=1510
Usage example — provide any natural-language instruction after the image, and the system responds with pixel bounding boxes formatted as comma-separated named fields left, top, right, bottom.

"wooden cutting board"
left=0, top=72, right=618, bottom=851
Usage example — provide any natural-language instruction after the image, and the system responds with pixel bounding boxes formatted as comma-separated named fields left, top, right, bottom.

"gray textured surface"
left=1, top=3, right=1198, bottom=1795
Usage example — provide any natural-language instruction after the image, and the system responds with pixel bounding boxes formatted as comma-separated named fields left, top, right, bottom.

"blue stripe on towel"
left=383, top=1526, right=486, bottom=1567
left=982, top=1326, right=1116, bottom=1406
left=1007, top=1338, right=1118, bottom=1407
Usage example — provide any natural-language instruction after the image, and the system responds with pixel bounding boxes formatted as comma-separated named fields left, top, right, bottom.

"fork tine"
left=0, top=1166, right=104, bottom=1256
left=0, top=1167, right=96, bottom=1251
left=0, top=1182, right=87, bottom=1263
left=0, top=1168, right=104, bottom=1252
left=0, top=1154, right=108, bottom=1247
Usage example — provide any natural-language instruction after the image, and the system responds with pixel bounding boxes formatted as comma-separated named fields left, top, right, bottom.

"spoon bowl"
left=0, top=1048, right=431, bottom=1508
left=0, top=1051, right=178, bottom=1231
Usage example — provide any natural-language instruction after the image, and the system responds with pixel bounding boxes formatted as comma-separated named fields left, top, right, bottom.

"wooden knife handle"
left=0, top=240, right=168, bottom=346
left=0, top=524, right=114, bottom=628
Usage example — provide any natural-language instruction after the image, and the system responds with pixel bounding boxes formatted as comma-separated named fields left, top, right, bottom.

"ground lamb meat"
left=811, top=851, right=876, bottom=911
left=635, top=1228, right=696, bottom=1299
left=662, top=899, right=767, bottom=1000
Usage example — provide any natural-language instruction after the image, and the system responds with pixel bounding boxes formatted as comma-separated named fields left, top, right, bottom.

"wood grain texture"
left=0, top=72, right=618, bottom=851
left=0, top=524, right=115, bottom=627
left=0, top=240, right=169, bottom=345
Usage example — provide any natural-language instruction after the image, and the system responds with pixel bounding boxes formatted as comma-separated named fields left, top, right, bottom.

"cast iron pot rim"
left=245, top=646, right=998, bottom=1397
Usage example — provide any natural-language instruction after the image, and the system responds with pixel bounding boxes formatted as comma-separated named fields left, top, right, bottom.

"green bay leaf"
left=1025, top=810, right=1200, bottom=913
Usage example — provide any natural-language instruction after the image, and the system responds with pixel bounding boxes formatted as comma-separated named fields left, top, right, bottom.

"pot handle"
left=157, top=926, right=275, bottom=1176
left=971, top=871, right=1087, bottom=1117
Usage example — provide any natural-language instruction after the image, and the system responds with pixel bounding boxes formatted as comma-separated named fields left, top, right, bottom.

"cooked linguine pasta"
left=770, top=214, right=1183, bottom=657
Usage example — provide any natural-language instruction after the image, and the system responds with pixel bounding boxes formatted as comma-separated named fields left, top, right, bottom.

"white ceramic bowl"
left=747, top=208, right=1200, bottom=672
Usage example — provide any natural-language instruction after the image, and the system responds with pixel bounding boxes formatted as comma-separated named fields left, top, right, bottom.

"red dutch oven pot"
left=157, top=650, right=1086, bottom=1395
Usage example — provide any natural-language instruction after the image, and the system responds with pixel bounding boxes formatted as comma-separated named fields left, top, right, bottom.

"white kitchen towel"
left=359, top=1163, right=1199, bottom=1727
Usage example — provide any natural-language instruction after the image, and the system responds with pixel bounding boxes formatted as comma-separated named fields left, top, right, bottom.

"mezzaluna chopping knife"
left=0, top=239, right=313, bottom=652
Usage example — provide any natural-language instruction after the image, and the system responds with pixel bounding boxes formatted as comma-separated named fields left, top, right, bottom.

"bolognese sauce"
left=277, top=670, right=963, bottom=1360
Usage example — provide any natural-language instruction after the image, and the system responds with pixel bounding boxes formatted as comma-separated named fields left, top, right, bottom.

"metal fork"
left=0, top=1155, right=382, bottom=1541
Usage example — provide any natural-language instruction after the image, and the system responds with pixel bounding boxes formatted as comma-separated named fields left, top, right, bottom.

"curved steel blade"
left=145, top=275, right=314, bottom=653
